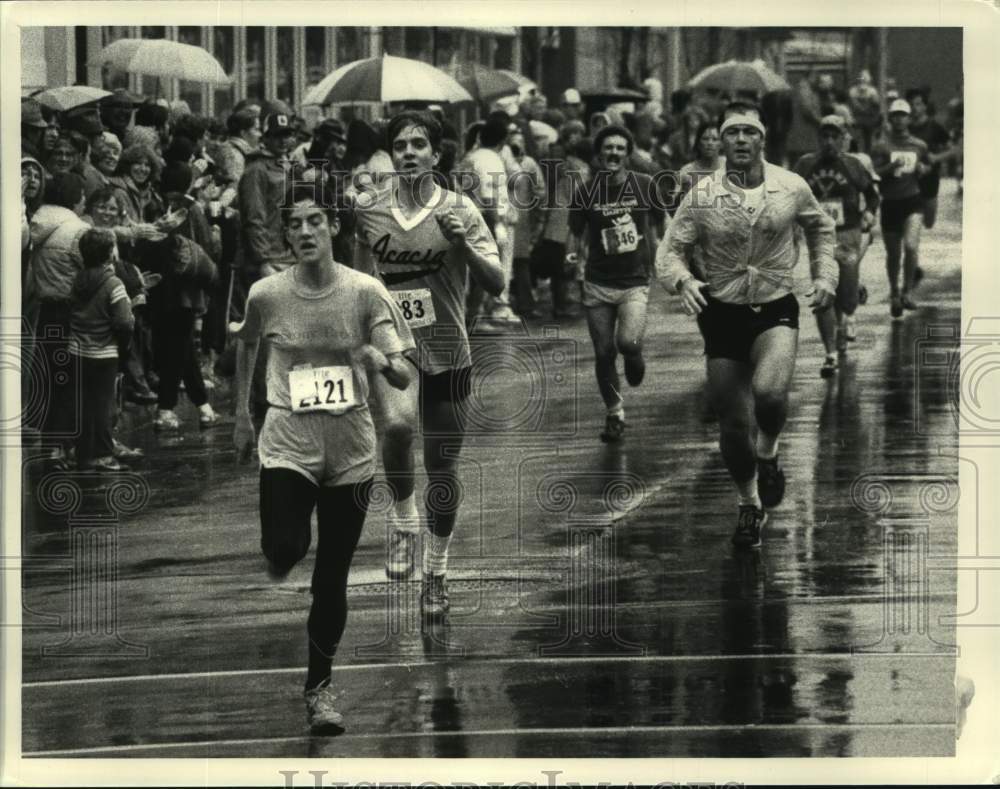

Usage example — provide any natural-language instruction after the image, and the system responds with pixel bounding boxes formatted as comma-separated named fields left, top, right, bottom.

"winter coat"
left=237, top=149, right=296, bottom=274
left=28, top=204, right=90, bottom=303
left=137, top=234, right=217, bottom=314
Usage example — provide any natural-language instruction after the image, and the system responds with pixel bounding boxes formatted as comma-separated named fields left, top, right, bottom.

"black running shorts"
left=879, top=195, right=924, bottom=233
left=419, top=366, right=473, bottom=403
left=696, top=293, right=800, bottom=364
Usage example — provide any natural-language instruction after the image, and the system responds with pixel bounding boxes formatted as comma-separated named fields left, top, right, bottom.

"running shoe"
left=46, top=447, right=70, bottom=471
left=901, top=294, right=918, bottom=310
left=421, top=574, right=450, bottom=620
left=623, top=353, right=646, bottom=387
left=385, top=530, right=416, bottom=580
left=112, top=438, right=144, bottom=460
left=890, top=295, right=904, bottom=319
left=153, top=409, right=180, bottom=431
left=600, top=414, right=626, bottom=443
left=304, top=678, right=345, bottom=733
left=124, top=387, right=158, bottom=405
left=756, top=456, right=786, bottom=508
left=857, top=284, right=868, bottom=305
left=820, top=356, right=838, bottom=378
left=198, top=403, right=220, bottom=427
left=88, top=456, right=130, bottom=473
left=731, top=505, right=768, bottom=549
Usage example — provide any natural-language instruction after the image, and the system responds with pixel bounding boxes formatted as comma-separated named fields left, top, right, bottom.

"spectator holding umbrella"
left=100, top=89, right=136, bottom=146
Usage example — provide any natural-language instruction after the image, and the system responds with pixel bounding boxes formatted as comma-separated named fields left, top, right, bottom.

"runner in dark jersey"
left=870, top=99, right=931, bottom=318
left=794, top=115, right=880, bottom=378
left=567, top=125, right=660, bottom=443
left=906, top=89, right=955, bottom=231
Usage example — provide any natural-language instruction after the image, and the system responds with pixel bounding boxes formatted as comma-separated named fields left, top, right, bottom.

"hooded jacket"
left=69, top=263, right=134, bottom=359
left=29, top=204, right=91, bottom=303
left=238, top=147, right=296, bottom=273
left=111, top=175, right=165, bottom=225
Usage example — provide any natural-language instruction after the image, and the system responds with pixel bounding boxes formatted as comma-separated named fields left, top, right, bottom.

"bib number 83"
left=398, top=299, right=425, bottom=321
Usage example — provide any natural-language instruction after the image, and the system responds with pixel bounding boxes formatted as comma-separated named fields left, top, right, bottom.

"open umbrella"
left=445, top=62, right=523, bottom=104
left=89, top=38, right=231, bottom=85
left=35, top=85, right=111, bottom=112
left=302, top=55, right=472, bottom=106
left=688, top=59, right=789, bottom=96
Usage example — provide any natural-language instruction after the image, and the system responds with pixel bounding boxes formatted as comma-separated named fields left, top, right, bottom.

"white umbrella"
left=529, top=120, right=558, bottom=144
left=302, top=55, right=472, bottom=106
left=35, top=86, right=112, bottom=112
left=89, top=38, right=231, bottom=85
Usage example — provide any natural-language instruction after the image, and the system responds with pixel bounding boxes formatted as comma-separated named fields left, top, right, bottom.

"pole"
left=877, top=27, right=888, bottom=115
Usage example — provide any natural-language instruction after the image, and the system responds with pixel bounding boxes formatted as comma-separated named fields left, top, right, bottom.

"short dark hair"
left=43, top=172, right=86, bottom=209
left=172, top=113, right=207, bottom=142
left=280, top=180, right=343, bottom=228
left=480, top=112, right=510, bottom=148
left=905, top=87, right=930, bottom=105
left=386, top=110, right=442, bottom=153
left=226, top=108, right=259, bottom=136
left=135, top=101, right=169, bottom=129
left=692, top=120, right=720, bottom=159
left=593, top=124, right=634, bottom=156
left=78, top=227, right=116, bottom=269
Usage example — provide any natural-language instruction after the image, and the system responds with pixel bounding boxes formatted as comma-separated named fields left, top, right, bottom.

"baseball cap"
left=562, top=88, right=582, bottom=105
left=315, top=118, right=346, bottom=142
left=263, top=113, right=295, bottom=136
left=21, top=98, right=48, bottom=129
left=888, top=98, right=911, bottom=116
left=819, top=114, right=847, bottom=132
left=719, top=114, right=766, bottom=136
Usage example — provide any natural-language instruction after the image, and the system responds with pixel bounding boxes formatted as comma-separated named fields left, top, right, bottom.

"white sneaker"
left=153, top=409, right=180, bottom=431
left=385, top=528, right=416, bottom=580
left=489, top=304, right=520, bottom=323
left=304, top=679, right=344, bottom=732
left=198, top=403, right=219, bottom=427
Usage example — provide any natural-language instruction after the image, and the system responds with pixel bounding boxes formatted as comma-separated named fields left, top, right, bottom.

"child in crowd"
left=70, top=228, right=135, bottom=472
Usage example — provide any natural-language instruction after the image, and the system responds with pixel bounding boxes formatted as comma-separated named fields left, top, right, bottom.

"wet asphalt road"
left=20, top=181, right=962, bottom=758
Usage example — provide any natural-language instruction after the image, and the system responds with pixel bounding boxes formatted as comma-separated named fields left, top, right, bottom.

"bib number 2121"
left=289, top=366, right=357, bottom=414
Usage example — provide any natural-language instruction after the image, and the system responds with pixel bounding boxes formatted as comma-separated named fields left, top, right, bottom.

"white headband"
left=720, top=114, right=766, bottom=136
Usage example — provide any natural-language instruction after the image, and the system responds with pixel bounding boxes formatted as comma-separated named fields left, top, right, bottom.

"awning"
left=443, top=26, right=517, bottom=37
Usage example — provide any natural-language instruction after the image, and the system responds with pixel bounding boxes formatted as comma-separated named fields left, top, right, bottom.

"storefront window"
left=100, top=26, right=132, bottom=90
left=245, top=27, right=265, bottom=102
left=404, top=27, right=433, bottom=63
left=494, top=37, right=514, bottom=70
left=305, top=27, right=327, bottom=89
left=434, top=29, right=456, bottom=67
left=383, top=28, right=404, bottom=56
left=213, top=26, right=235, bottom=118
left=177, top=26, right=203, bottom=114
left=276, top=27, right=295, bottom=105
left=336, top=27, right=363, bottom=65
left=140, top=26, right=166, bottom=98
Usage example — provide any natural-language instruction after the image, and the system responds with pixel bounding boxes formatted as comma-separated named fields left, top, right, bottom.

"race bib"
left=600, top=216, right=640, bottom=255
left=820, top=198, right=845, bottom=228
left=393, top=288, right=436, bottom=329
left=288, top=365, right=358, bottom=414
left=890, top=150, right=918, bottom=175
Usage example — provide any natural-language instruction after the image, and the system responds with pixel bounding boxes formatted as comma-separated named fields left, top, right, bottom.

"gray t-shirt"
left=236, top=265, right=415, bottom=411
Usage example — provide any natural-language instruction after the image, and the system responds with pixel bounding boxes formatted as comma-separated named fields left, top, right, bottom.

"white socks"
left=392, top=495, right=421, bottom=535
left=422, top=532, right=452, bottom=577
left=755, top=434, right=779, bottom=460
left=736, top=475, right=761, bottom=509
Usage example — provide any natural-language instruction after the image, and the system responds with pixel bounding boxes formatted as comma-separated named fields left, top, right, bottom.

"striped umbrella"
left=302, top=55, right=472, bottom=106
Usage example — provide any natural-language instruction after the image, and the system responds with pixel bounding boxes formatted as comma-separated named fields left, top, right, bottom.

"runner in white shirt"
left=352, top=111, right=504, bottom=620
left=231, top=181, right=414, bottom=734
